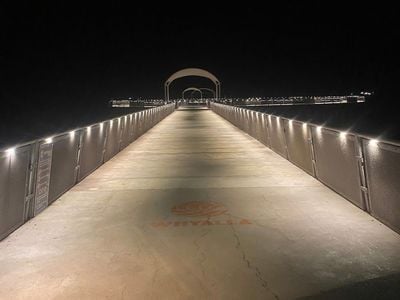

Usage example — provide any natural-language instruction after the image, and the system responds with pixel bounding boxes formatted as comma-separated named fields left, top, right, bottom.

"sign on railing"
left=34, top=143, right=53, bottom=216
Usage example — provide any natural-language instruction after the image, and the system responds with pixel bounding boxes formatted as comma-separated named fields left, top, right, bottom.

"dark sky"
left=0, top=2, right=398, bottom=108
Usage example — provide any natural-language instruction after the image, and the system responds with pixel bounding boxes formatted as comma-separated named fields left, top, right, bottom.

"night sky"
left=0, top=3, right=398, bottom=114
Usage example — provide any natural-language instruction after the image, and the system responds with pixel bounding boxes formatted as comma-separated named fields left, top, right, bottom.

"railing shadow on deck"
left=299, top=272, right=400, bottom=300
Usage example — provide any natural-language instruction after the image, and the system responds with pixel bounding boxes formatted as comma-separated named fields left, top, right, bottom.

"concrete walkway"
left=1, top=108, right=400, bottom=299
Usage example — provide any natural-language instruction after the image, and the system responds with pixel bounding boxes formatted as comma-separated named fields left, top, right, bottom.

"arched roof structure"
left=182, top=87, right=202, bottom=99
left=164, top=68, right=220, bottom=100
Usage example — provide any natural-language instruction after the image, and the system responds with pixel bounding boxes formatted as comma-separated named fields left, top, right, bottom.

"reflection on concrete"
left=1, top=109, right=400, bottom=299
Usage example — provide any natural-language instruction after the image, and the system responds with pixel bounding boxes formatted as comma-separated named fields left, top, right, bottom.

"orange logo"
left=171, top=201, right=228, bottom=217
left=150, top=201, right=252, bottom=229
left=151, top=219, right=252, bottom=228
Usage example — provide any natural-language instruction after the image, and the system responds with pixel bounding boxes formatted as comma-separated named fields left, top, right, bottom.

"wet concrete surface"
left=1, top=108, right=400, bottom=299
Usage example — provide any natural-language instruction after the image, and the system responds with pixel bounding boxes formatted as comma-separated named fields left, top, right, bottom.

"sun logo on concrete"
left=171, top=201, right=228, bottom=217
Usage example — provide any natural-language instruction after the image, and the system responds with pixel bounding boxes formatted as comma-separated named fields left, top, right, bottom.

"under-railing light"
left=340, top=131, right=347, bottom=138
left=45, top=137, right=53, bottom=144
left=370, top=139, right=379, bottom=146
left=316, top=126, right=322, bottom=132
left=302, top=122, right=307, bottom=128
left=69, top=130, right=75, bottom=138
left=6, top=147, right=15, bottom=155
left=289, top=119, right=293, bottom=125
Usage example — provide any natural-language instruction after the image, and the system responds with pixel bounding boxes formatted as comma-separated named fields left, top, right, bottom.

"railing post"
left=24, top=141, right=40, bottom=221
left=74, top=129, right=84, bottom=183
left=355, top=136, right=371, bottom=212
left=102, top=122, right=109, bottom=164
left=308, top=125, right=318, bottom=177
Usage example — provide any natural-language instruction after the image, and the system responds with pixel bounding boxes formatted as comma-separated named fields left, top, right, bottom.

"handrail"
left=0, top=104, right=173, bottom=153
left=211, top=102, right=400, bottom=148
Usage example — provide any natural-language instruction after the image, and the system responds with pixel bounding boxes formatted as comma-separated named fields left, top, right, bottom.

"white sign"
left=34, top=143, right=53, bottom=216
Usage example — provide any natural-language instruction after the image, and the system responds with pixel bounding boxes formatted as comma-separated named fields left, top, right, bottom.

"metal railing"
left=211, top=102, right=400, bottom=235
left=0, top=103, right=175, bottom=240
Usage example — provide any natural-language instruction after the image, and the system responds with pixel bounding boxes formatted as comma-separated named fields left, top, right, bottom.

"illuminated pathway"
left=1, top=108, right=400, bottom=299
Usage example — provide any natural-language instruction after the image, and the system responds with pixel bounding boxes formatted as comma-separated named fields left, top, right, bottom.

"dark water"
left=0, top=105, right=146, bottom=149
